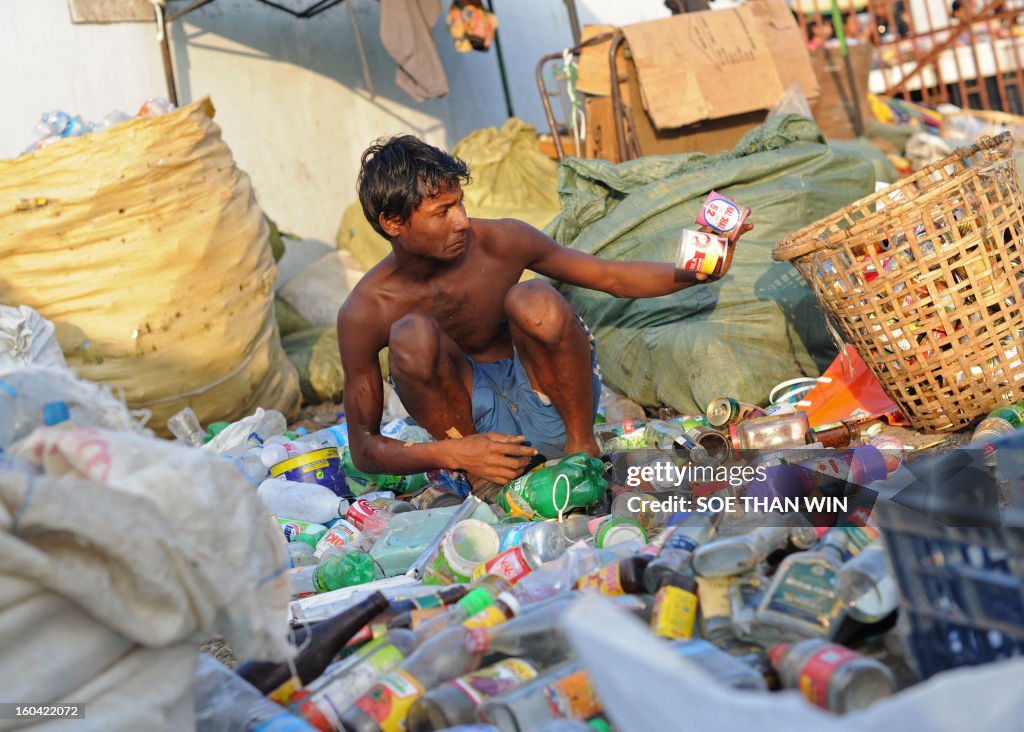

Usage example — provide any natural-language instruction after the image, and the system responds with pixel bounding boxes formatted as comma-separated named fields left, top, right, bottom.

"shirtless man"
left=338, top=135, right=749, bottom=489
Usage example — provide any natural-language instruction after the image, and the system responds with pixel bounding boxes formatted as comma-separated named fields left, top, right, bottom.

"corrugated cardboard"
left=575, top=0, right=820, bottom=157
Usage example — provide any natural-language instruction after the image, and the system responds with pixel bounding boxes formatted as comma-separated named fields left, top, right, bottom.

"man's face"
left=383, top=183, right=471, bottom=261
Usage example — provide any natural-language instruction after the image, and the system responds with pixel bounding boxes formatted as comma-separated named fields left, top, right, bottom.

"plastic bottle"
left=167, top=406, right=206, bottom=447
left=294, top=423, right=349, bottom=452
left=836, top=538, right=898, bottom=623
left=498, top=453, right=608, bottom=520
left=770, top=639, right=896, bottom=713
left=477, top=660, right=602, bottom=731
left=291, top=630, right=420, bottom=731
left=290, top=551, right=381, bottom=596
left=493, top=520, right=573, bottom=562
left=577, top=555, right=652, bottom=594
left=609, top=489, right=671, bottom=533
left=642, top=511, right=720, bottom=593
left=587, top=515, right=647, bottom=548
left=195, top=654, right=317, bottom=732
left=289, top=542, right=318, bottom=568
left=730, top=412, right=811, bottom=455
left=513, top=542, right=640, bottom=603
left=668, top=639, right=769, bottom=691
left=406, top=658, right=540, bottom=732
left=422, top=519, right=500, bottom=585
left=277, top=518, right=329, bottom=548
left=314, top=519, right=366, bottom=560
left=692, top=523, right=802, bottom=578
left=258, top=478, right=351, bottom=524
left=235, top=591, right=388, bottom=699
left=341, top=447, right=431, bottom=496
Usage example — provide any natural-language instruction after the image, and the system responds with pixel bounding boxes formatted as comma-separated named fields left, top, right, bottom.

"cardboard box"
left=809, top=44, right=874, bottom=140
left=577, top=0, right=820, bottom=157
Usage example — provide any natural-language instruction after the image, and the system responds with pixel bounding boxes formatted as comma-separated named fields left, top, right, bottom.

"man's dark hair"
left=357, top=135, right=471, bottom=239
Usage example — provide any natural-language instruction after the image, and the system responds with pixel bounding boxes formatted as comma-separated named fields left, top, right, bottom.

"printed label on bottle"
left=662, top=533, right=699, bottom=552
left=503, top=487, right=539, bottom=520
left=764, top=561, right=838, bottom=629
left=473, top=547, right=533, bottom=584
left=451, top=659, right=539, bottom=707
left=544, top=670, right=602, bottom=720
left=463, top=605, right=509, bottom=630
left=577, top=564, right=624, bottom=595
left=304, top=642, right=405, bottom=729
left=268, top=675, right=302, bottom=704
left=696, top=576, right=732, bottom=619
left=354, top=669, right=425, bottom=732
left=408, top=606, right=447, bottom=629
left=498, top=524, right=531, bottom=552
left=842, top=525, right=879, bottom=556
left=797, top=644, right=862, bottom=709
left=651, top=585, right=697, bottom=640
left=413, top=595, right=444, bottom=611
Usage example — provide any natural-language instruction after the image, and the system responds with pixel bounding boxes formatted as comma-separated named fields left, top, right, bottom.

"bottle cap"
left=43, top=401, right=70, bottom=426
left=495, top=591, right=521, bottom=617
left=457, top=587, right=495, bottom=617
left=596, top=517, right=647, bottom=548
left=588, top=718, right=612, bottom=732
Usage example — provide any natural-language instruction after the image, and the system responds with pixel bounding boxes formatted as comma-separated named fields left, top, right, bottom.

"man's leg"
left=504, top=280, right=600, bottom=457
left=387, top=313, right=476, bottom=442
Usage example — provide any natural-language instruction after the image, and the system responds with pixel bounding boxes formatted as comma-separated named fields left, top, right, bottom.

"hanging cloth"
left=380, top=0, right=449, bottom=101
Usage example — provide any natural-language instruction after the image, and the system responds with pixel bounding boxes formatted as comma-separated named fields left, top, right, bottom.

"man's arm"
left=498, top=219, right=751, bottom=298
left=338, top=300, right=537, bottom=482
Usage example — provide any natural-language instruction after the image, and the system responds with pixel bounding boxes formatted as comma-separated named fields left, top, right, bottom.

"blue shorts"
left=469, top=317, right=602, bottom=460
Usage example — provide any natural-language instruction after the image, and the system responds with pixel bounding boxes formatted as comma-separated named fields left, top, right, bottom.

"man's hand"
left=694, top=221, right=754, bottom=282
left=446, top=432, right=538, bottom=486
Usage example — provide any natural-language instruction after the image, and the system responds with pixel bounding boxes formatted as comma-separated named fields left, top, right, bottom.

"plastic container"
left=423, top=519, right=500, bottom=585
left=370, top=503, right=496, bottom=578
left=876, top=455, right=1024, bottom=679
left=270, top=447, right=350, bottom=498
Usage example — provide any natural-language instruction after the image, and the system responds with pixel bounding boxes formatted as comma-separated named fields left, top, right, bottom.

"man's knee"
left=504, top=280, right=574, bottom=344
left=388, top=313, right=441, bottom=383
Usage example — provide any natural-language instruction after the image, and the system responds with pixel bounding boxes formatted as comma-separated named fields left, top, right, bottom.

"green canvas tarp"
left=544, top=115, right=876, bottom=416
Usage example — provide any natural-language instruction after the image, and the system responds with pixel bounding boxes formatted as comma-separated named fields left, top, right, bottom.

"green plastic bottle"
left=341, top=447, right=431, bottom=495
left=498, top=453, right=608, bottom=520
left=312, top=550, right=381, bottom=593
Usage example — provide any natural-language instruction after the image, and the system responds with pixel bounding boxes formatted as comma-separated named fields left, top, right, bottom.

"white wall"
left=2, top=0, right=672, bottom=246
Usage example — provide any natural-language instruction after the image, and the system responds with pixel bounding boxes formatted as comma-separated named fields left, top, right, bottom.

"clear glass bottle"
left=836, top=538, right=898, bottom=623
left=752, top=528, right=861, bottom=643
left=642, top=511, right=721, bottom=592
left=729, top=412, right=811, bottom=455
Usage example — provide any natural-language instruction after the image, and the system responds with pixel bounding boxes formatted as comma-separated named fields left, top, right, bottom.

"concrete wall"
left=2, top=0, right=671, bottom=246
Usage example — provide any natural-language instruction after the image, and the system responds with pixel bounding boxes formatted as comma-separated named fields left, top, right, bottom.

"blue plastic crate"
left=874, top=444, right=1024, bottom=680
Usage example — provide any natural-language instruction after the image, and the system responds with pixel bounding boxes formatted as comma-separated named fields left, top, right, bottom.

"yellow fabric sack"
left=0, top=98, right=300, bottom=433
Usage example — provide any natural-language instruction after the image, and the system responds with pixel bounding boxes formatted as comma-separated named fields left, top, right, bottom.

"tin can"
left=676, top=229, right=730, bottom=277
left=705, top=397, right=765, bottom=428
left=696, top=190, right=750, bottom=242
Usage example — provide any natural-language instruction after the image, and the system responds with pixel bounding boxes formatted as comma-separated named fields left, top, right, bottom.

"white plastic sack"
left=0, top=305, right=65, bottom=371
left=277, top=250, right=365, bottom=327
left=202, top=407, right=288, bottom=454
left=564, top=595, right=1024, bottom=732
left=0, top=427, right=291, bottom=731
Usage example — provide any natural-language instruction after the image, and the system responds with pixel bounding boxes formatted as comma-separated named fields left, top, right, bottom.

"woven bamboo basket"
left=941, top=109, right=1024, bottom=152
left=774, top=133, right=1024, bottom=432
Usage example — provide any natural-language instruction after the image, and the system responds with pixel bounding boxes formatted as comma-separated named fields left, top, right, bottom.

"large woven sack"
left=0, top=99, right=300, bottom=433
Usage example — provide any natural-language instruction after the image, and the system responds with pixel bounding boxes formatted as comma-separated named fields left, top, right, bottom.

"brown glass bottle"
left=807, top=421, right=858, bottom=449
left=576, top=555, right=653, bottom=595
left=236, top=590, right=388, bottom=697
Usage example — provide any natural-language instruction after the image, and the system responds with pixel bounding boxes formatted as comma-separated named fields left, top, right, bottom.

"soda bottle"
left=341, top=447, right=431, bottom=496
left=235, top=591, right=388, bottom=699
left=406, top=658, right=540, bottom=732
left=291, top=630, right=420, bottom=730
left=277, top=518, right=329, bottom=548
left=498, top=454, right=608, bottom=520
left=642, top=511, right=720, bottom=592
left=513, top=542, right=640, bottom=603
left=770, top=639, right=896, bottom=713
left=167, top=406, right=206, bottom=447
left=196, top=654, right=317, bottom=732
left=258, top=478, right=351, bottom=524
left=577, top=555, right=652, bottom=594
left=477, top=660, right=602, bottom=730
left=494, top=520, right=574, bottom=562
left=289, top=551, right=381, bottom=596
